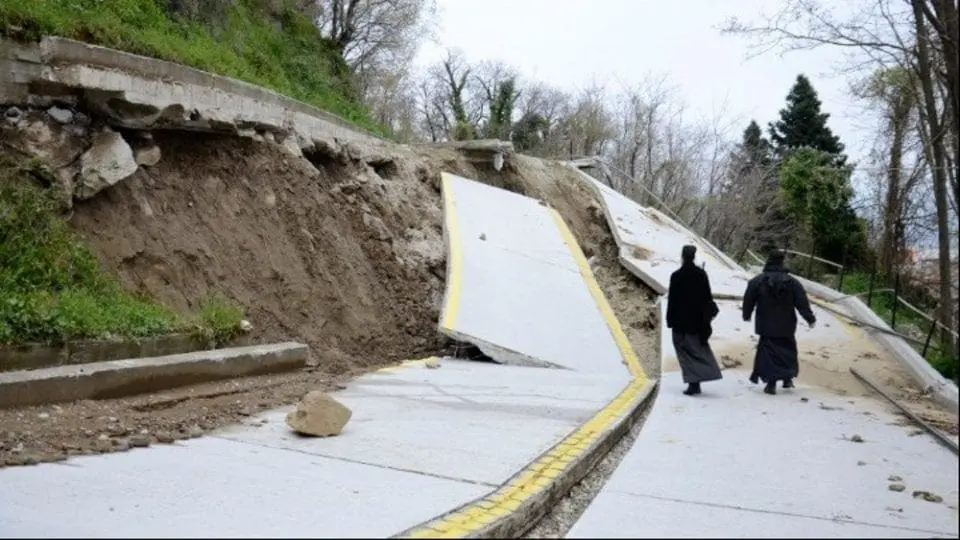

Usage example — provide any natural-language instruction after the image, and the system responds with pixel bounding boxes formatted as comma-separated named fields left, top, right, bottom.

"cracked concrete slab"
left=215, top=358, right=627, bottom=486
left=438, top=172, right=634, bottom=377
left=0, top=358, right=629, bottom=536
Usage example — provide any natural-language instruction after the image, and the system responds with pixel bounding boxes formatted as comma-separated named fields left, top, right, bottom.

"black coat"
left=666, top=262, right=718, bottom=338
left=742, top=264, right=816, bottom=338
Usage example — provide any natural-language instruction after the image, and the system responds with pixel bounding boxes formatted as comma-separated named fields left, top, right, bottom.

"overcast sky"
left=413, top=0, right=875, bottom=167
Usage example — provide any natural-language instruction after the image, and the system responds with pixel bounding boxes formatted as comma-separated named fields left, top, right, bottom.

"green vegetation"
left=0, top=157, right=243, bottom=347
left=0, top=0, right=383, bottom=135
left=838, top=271, right=957, bottom=381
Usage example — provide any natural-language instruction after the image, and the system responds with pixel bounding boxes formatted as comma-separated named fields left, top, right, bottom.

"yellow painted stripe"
left=548, top=208, right=648, bottom=382
left=399, top=199, right=651, bottom=539
left=440, top=173, right=463, bottom=330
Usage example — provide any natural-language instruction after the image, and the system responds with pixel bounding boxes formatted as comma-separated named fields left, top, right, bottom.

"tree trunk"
left=913, top=0, right=958, bottom=356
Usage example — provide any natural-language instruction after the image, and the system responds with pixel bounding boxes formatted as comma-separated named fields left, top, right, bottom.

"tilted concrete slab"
left=215, top=358, right=629, bottom=486
left=438, top=172, right=631, bottom=376
left=572, top=296, right=959, bottom=538
left=568, top=373, right=959, bottom=539
left=0, top=358, right=631, bottom=537
left=578, top=172, right=750, bottom=299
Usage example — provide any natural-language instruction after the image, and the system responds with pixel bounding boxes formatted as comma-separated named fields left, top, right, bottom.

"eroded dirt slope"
left=1, top=114, right=660, bottom=466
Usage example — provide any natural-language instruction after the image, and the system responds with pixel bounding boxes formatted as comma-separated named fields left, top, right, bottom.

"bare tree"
left=721, top=0, right=958, bottom=354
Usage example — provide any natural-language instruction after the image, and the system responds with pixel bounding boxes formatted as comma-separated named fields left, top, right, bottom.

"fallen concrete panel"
left=568, top=372, right=959, bottom=539
left=578, top=172, right=750, bottom=299
left=438, top=172, right=631, bottom=376
left=797, top=276, right=959, bottom=414
left=0, top=342, right=307, bottom=409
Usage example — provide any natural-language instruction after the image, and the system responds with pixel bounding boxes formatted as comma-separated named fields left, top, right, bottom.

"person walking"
left=666, top=245, right=722, bottom=396
left=741, top=249, right=816, bottom=395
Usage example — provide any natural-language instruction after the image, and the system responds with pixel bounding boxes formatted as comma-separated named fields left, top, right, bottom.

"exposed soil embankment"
left=0, top=106, right=660, bottom=466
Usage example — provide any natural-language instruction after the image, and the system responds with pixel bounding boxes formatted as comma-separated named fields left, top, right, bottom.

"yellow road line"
left=440, top=172, right=464, bottom=330
left=548, top=209, right=647, bottom=382
left=399, top=196, right=651, bottom=539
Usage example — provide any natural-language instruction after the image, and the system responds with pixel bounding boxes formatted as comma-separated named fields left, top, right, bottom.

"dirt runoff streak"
left=394, top=194, right=654, bottom=539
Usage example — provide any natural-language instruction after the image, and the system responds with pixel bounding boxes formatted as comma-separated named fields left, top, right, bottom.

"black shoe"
left=764, top=382, right=776, bottom=395
left=749, top=374, right=759, bottom=384
left=783, top=378, right=795, bottom=389
left=683, top=383, right=702, bottom=396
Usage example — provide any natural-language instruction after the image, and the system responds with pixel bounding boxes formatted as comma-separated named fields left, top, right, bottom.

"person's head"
left=681, top=245, right=697, bottom=264
left=766, top=249, right=786, bottom=266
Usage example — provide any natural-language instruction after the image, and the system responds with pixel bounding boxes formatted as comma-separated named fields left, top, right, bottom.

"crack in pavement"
left=210, top=435, right=499, bottom=488
left=608, top=491, right=955, bottom=536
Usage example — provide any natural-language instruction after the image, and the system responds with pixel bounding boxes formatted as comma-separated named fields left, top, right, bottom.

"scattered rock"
left=479, top=233, right=487, bottom=241
left=75, top=129, right=139, bottom=200
left=47, top=106, right=73, bottom=124
left=133, top=144, right=162, bottom=167
left=912, top=490, right=943, bottom=503
left=4, top=106, right=23, bottom=125
left=857, top=460, right=867, bottom=466
left=424, top=358, right=441, bottom=369
left=129, top=434, right=151, bottom=448
left=908, top=429, right=924, bottom=436
left=37, top=412, right=50, bottom=420
left=849, top=434, right=865, bottom=443
left=720, top=356, right=741, bottom=369
left=888, top=475, right=903, bottom=482
left=113, top=439, right=130, bottom=452
left=285, top=391, right=352, bottom=437
left=239, top=319, right=253, bottom=333
left=889, top=483, right=906, bottom=492
left=800, top=397, right=810, bottom=402
left=155, top=432, right=174, bottom=444
left=95, top=439, right=113, bottom=453
left=820, top=402, right=841, bottom=411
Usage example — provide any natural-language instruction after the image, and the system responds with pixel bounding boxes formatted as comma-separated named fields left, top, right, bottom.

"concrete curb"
left=394, top=379, right=658, bottom=539
left=0, top=342, right=308, bottom=409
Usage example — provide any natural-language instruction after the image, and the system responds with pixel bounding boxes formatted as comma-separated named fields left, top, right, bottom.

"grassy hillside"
left=0, top=157, right=242, bottom=348
left=0, top=0, right=383, bottom=134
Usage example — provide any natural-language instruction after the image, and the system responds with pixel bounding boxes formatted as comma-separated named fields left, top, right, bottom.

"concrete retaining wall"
left=0, top=342, right=308, bottom=409
left=1, top=36, right=384, bottom=152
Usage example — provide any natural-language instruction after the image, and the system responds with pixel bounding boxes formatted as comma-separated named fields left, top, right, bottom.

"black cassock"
left=666, top=263, right=722, bottom=384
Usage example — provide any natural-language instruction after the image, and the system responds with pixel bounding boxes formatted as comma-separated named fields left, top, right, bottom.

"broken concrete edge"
left=0, top=342, right=308, bottom=410
left=796, top=276, right=959, bottom=414
left=439, top=172, right=463, bottom=332
left=394, top=378, right=659, bottom=539
left=0, top=332, right=216, bottom=373
left=35, top=36, right=385, bottom=143
left=437, top=326, right=565, bottom=370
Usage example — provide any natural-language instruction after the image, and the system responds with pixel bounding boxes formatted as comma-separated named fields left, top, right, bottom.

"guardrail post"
left=806, top=249, right=815, bottom=278
left=838, top=245, right=848, bottom=292
left=866, top=264, right=877, bottom=307
left=922, top=317, right=937, bottom=357
left=891, top=273, right=901, bottom=329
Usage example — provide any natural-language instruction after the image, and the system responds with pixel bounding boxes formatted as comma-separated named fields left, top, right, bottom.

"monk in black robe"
left=741, top=249, right=816, bottom=395
left=666, top=245, right=722, bottom=396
